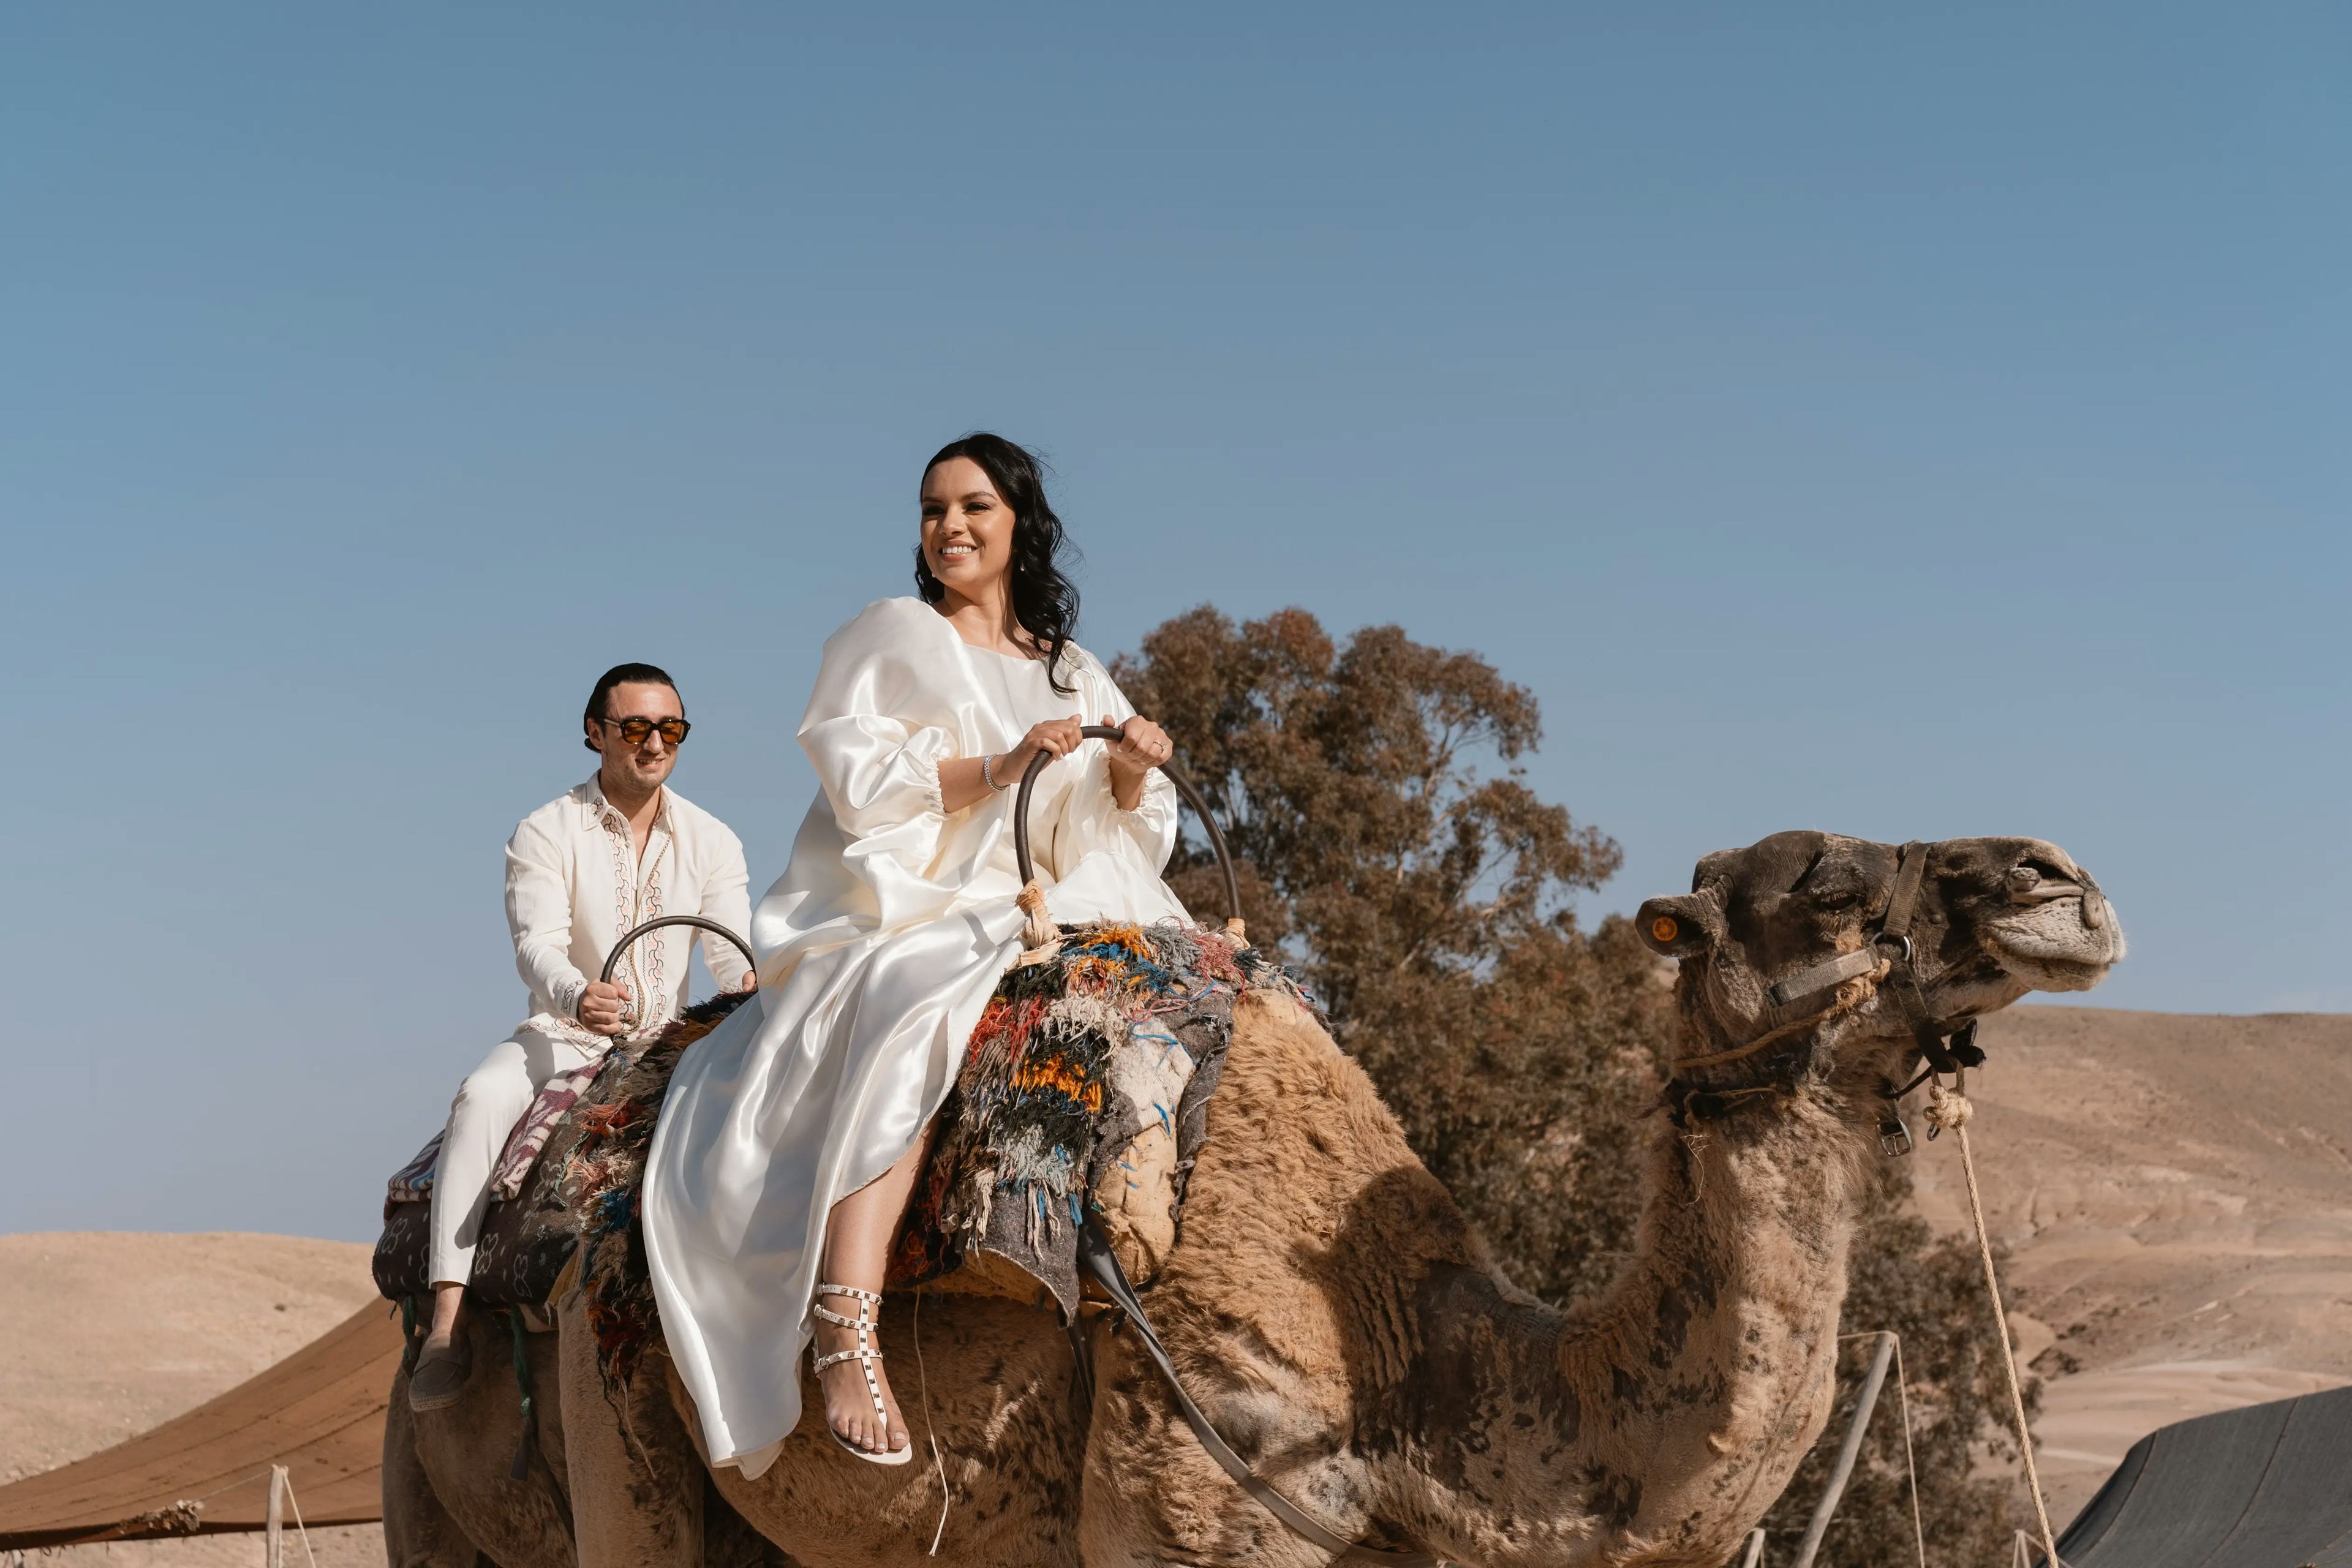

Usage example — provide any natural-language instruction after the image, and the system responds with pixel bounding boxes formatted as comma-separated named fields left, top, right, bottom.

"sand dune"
left=1907, top=1006, right=2352, bottom=1522
left=0, top=1232, right=385, bottom=1565
left=5, top=1006, right=2346, bottom=1556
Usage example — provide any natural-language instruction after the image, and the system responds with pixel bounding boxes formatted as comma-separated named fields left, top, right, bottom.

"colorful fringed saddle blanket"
left=374, top=920, right=1310, bottom=1360
left=887, top=919, right=1307, bottom=1313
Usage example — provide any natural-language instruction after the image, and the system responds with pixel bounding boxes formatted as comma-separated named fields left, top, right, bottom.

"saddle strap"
left=1074, top=1219, right=1439, bottom=1567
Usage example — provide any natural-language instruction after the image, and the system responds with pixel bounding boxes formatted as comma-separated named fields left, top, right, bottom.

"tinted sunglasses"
left=600, top=715, right=691, bottom=746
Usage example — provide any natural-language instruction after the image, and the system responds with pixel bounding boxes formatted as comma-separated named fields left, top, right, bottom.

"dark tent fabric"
left=0, top=1303, right=402, bottom=1548
left=2049, top=1382, right=2352, bottom=1567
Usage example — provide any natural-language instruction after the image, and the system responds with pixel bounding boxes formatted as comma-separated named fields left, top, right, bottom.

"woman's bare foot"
left=813, top=1287, right=910, bottom=1457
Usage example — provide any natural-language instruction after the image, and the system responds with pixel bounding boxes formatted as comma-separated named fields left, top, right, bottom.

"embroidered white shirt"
left=503, top=776, right=753, bottom=1044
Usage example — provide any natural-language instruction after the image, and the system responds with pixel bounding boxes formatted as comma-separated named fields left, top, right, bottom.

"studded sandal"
left=812, top=1283, right=913, bottom=1466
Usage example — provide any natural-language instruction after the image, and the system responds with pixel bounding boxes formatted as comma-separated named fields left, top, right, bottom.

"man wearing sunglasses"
left=410, top=661, right=754, bottom=1412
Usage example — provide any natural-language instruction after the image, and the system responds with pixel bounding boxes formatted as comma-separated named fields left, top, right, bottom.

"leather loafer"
left=407, top=1335, right=472, bottom=1413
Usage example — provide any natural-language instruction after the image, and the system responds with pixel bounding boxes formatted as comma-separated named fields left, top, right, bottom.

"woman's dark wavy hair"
left=914, top=432, right=1083, bottom=695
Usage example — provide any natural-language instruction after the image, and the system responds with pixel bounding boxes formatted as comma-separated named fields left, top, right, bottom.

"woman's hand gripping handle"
left=1101, top=714, right=1171, bottom=811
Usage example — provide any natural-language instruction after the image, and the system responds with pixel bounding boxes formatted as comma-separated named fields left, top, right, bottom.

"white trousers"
left=427, top=1027, right=603, bottom=1287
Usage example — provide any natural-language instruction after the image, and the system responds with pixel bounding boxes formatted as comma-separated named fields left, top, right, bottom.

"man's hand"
left=577, top=979, right=633, bottom=1035
left=737, top=970, right=760, bottom=993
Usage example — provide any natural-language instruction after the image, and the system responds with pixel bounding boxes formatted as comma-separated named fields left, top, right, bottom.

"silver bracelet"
left=982, top=752, right=1003, bottom=791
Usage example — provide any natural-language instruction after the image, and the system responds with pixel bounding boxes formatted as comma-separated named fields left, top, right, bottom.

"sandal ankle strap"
left=812, top=1302, right=873, bottom=1330
left=815, top=1282, right=883, bottom=1306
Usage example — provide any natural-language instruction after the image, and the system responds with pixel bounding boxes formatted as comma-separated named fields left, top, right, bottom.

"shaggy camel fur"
left=413, top=830, right=2120, bottom=1568
left=383, top=1308, right=791, bottom=1568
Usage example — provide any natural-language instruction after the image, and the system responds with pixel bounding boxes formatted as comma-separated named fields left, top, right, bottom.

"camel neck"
left=1390, top=1098, right=1867, bottom=1567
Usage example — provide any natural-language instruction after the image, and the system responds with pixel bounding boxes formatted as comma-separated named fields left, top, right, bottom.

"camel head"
left=1634, top=832, right=2125, bottom=1109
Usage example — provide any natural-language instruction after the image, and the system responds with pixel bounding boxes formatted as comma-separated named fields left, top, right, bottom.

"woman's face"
left=919, top=456, right=1016, bottom=600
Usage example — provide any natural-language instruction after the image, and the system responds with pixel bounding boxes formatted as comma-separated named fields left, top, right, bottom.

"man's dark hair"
left=584, top=662, right=679, bottom=751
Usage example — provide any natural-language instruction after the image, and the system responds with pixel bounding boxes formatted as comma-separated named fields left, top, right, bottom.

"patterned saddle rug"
left=370, top=1012, right=733, bottom=1308
left=373, top=920, right=1309, bottom=1333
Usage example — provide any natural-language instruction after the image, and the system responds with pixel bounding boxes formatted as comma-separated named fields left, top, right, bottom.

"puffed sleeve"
left=1045, top=651, right=1180, bottom=881
left=798, top=603, right=956, bottom=844
left=770, top=598, right=988, bottom=944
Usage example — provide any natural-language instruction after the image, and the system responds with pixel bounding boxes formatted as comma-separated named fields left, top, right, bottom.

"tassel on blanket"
left=1015, top=881, right=1061, bottom=967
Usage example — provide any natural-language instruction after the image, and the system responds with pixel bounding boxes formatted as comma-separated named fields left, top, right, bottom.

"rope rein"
left=1669, top=960, right=1888, bottom=1074
left=1924, top=1073, right=2060, bottom=1566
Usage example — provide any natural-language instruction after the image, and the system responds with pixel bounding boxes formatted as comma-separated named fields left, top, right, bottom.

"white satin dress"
left=643, top=596, right=1188, bottom=1476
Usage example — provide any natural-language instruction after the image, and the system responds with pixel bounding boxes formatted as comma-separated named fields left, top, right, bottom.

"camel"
left=382, top=1310, right=793, bottom=1568
left=393, top=829, right=2121, bottom=1567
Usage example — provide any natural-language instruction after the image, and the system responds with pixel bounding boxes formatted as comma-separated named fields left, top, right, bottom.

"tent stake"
left=263, top=1464, right=287, bottom=1568
left=1789, top=1331, right=1897, bottom=1568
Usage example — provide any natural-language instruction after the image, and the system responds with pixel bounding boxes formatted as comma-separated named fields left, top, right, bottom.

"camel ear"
left=1637, top=891, right=1718, bottom=959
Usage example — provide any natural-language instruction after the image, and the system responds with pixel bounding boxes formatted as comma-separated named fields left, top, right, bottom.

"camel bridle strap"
left=1666, top=842, right=1986, bottom=1140
left=1763, top=946, right=1887, bottom=1011
left=1074, top=1219, right=1440, bottom=1567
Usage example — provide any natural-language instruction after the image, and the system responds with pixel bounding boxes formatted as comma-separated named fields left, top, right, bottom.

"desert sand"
left=1909, top=1005, right=2352, bottom=1523
left=0, top=1232, right=385, bottom=1565
left=4, top=1006, right=2346, bottom=1559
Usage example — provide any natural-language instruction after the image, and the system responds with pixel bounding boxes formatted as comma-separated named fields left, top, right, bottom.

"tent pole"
left=1738, top=1526, right=1765, bottom=1567
left=264, top=1464, right=287, bottom=1568
left=1789, top=1332, right=1898, bottom=1568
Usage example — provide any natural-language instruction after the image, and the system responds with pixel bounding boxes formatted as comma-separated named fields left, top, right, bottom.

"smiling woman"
left=641, top=432, right=1189, bottom=1476
left=912, top=432, right=1083, bottom=696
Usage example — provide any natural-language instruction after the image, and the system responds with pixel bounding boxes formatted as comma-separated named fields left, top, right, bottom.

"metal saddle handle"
left=1010, top=723, right=1243, bottom=931
left=600, top=913, right=757, bottom=998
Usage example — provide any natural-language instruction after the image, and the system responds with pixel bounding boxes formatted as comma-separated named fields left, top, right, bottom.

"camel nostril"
left=2008, top=866, right=2041, bottom=894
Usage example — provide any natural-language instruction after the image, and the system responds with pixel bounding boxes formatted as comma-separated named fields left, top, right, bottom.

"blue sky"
left=3, top=3, right=2344, bottom=1240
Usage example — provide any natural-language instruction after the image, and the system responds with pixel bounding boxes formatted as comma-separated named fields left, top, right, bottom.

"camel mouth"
left=1984, top=895, right=2126, bottom=993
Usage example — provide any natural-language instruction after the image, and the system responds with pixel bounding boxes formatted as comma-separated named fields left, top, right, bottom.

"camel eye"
left=1790, top=850, right=1862, bottom=910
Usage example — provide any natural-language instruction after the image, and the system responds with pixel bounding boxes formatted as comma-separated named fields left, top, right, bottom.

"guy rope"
left=1925, top=1072, right=2063, bottom=1566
